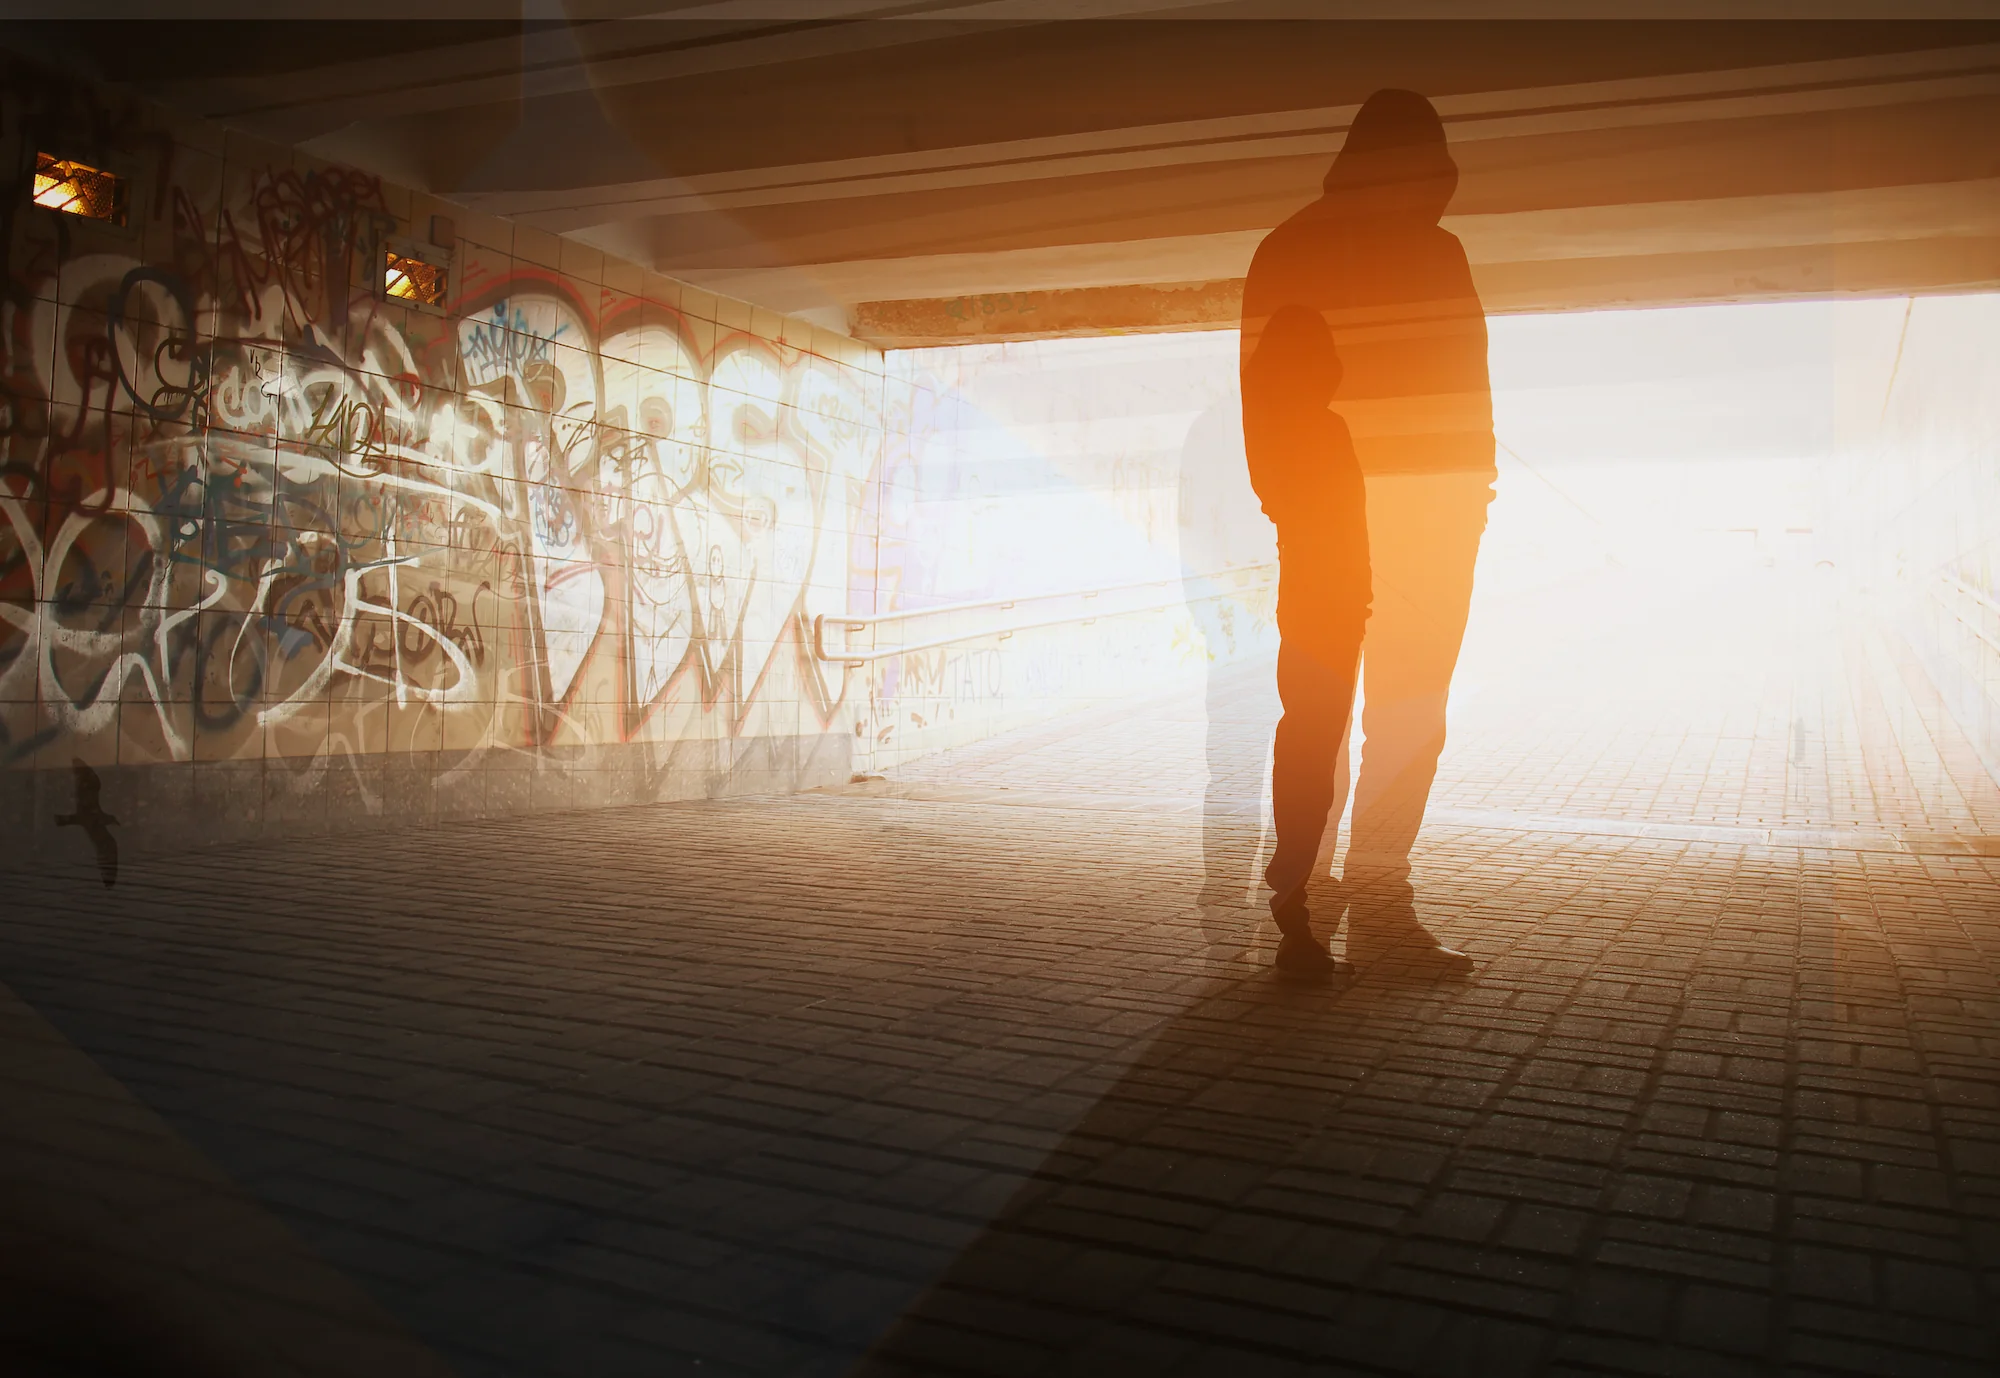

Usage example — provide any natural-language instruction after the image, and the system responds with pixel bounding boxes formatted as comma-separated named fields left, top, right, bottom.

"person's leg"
left=1264, top=630, right=1360, bottom=950
left=1195, top=647, right=1278, bottom=957
left=1312, top=695, right=1357, bottom=916
left=1201, top=667, right=1275, bottom=887
left=1191, top=595, right=1270, bottom=911
left=1345, top=473, right=1491, bottom=953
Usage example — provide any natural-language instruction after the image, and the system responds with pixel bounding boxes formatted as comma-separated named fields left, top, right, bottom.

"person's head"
left=1246, top=304, right=1341, bottom=410
left=1322, top=88, right=1458, bottom=220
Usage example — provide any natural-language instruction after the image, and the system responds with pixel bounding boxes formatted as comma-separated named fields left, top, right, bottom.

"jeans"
left=1333, top=473, right=1491, bottom=908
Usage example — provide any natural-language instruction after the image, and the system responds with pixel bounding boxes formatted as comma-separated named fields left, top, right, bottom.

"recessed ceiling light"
left=32, top=152, right=127, bottom=224
left=385, top=248, right=448, bottom=307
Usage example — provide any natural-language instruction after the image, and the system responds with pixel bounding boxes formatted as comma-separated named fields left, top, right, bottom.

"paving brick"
left=1689, top=1184, right=1778, bottom=1232
left=1501, top=1204, right=1591, bottom=1257
left=1610, top=1174, right=1694, bottom=1219
left=1413, top=1190, right=1509, bottom=1241
left=1675, top=1283, right=1771, bottom=1355
left=1882, top=1257, right=1984, bottom=1321
left=1784, top=1244, right=1877, bottom=1306
left=1572, top=1268, right=1677, bottom=1338
left=1049, top=1321, right=1195, bottom=1377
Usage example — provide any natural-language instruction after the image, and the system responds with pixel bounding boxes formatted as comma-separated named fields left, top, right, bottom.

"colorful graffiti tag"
left=2, top=106, right=883, bottom=806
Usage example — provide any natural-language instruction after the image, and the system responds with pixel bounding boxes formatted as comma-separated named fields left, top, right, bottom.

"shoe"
left=1345, top=907, right=1473, bottom=976
left=1274, top=932, right=1352, bottom=980
left=1339, top=871, right=1472, bottom=976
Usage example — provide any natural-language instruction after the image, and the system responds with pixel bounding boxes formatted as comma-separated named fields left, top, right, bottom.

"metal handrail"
left=1935, top=573, right=2000, bottom=658
left=813, top=562, right=1276, bottom=665
left=826, top=572, right=1193, bottom=629
left=1942, top=572, right=2000, bottom=621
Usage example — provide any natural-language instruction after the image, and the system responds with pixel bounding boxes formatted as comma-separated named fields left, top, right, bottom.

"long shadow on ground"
left=849, top=945, right=2000, bottom=1377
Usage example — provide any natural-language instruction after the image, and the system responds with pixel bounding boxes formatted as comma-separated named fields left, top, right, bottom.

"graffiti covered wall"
left=2, top=65, right=887, bottom=849
left=1, top=58, right=1284, bottom=860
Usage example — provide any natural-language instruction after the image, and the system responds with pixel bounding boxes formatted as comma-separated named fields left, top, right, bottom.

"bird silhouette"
left=55, top=758, right=118, bottom=887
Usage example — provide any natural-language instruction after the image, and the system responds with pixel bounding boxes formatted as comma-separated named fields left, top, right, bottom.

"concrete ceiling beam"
left=12, top=13, right=2000, bottom=339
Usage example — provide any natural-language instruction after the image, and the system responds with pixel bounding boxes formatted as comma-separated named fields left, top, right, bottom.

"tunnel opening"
left=869, top=292, right=2000, bottom=871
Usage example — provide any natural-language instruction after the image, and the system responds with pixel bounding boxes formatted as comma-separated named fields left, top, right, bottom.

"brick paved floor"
left=4, top=564, right=2000, bottom=1376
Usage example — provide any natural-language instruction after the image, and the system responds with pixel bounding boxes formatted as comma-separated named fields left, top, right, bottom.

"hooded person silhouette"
left=1241, top=88, right=1491, bottom=972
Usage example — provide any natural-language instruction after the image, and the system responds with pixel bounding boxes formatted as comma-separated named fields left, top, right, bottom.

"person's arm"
left=1436, top=230, right=1496, bottom=478
left=1239, top=234, right=1277, bottom=388
left=1239, top=220, right=1312, bottom=386
left=1246, top=411, right=1348, bottom=525
left=1338, top=230, right=1493, bottom=478
left=1241, top=409, right=1283, bottom=521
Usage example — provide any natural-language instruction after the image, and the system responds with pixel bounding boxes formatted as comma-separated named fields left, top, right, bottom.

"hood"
left=1320, top=88, right=1458, bottom=225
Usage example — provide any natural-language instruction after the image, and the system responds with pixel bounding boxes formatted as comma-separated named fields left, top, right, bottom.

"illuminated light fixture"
left=385, top=248, right=447, bottom=306
left=31, top=152, right=127, bottom=224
